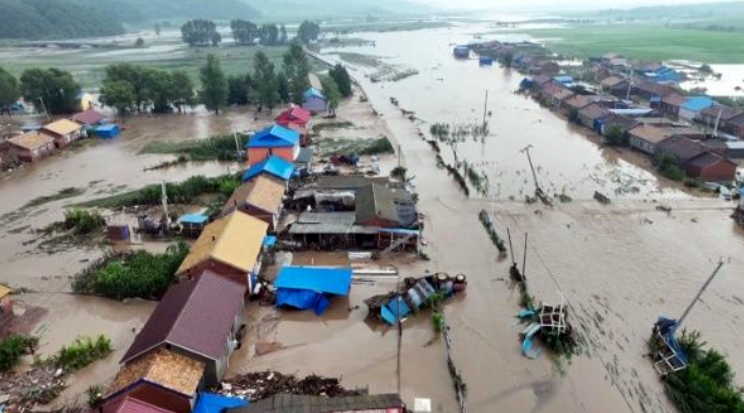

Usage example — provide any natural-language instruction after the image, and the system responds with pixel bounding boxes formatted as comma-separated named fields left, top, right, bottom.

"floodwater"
left=227, top=23, right=744, bottom=413
left=680, top=64, right=744, bottom=97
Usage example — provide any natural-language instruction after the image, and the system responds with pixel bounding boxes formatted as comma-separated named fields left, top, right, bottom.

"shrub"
left=605, top=126, right=628, bottom=146
left=53, top=335, right=112, bottom=372
left=359, top=136, right=394, bottom=155
left=0, top=335, right=38, bottom=372
left=72, top=242, right=189, bottom=299
left=391, top=166, right=407, bottom=181
left=64, top=209, right=106, bottom=235
left=655, top=153, right=686, bottom=181
left=478, top=210, right=506, bottom=253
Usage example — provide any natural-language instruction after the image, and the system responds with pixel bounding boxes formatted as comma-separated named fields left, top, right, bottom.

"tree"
left=277, top=71, right=290, bottom=103
left=211, top=31, right=222, bottom=47
left=297, top=20, right=320, bottom=44
left=20, top=68, right=81, bottom=115
left=321, top=76, right=341, bottom=116
left=181, top=19, right=219, bottom=47
left=100, top=80, right=135, bottom=115
left=279, top=25, right=288, bottom=45
left=258, top=24, right=279, bottom=46
left=154, top=23, right=161, bottom=36
left=227, top=75, right=252, bottom=105
left=0, top=67, right=20, bottom=111
left=604, top=125, right=628, bottom=146
left=253, top=51, right=279, bottom=111
left=171, top=71, right=195, bottom=112
left=329, top=64, right=352, bottom=97
left=230, top=19, right=258, bottom=45
left=146, top=70, right=175, bottom=113
left=135, top=37, right=145, bottom=47
left=199, top=54, right=227, bottom=115
left=103, top=64, right=151, bottom=112
left=283, top=43, right=310, bottom=105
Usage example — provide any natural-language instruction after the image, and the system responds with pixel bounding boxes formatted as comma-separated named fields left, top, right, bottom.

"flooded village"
left=1, top=5, right=744, bottom=413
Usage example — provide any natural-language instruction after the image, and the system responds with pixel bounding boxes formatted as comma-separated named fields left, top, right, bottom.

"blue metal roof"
left=274, top=266, right=352, bottom=296
left=263, top=235, right=277, bottom=247
left=303, top=87, right=326, bottom=100
left=682, top=96, right=714, bottom=112
left=246, top=124, right=299, bottom=148
left=553, top=75, right=574, bottom=84
left=178, top=213, right=208, bottom=225
left=194, top=392, right=247, bottom=413
left=242, top=156, right=295, bottom=181
left=381, top=296, right=411, bottom=325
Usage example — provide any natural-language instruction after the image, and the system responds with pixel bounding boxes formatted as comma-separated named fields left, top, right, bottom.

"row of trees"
left=182, top=19, right=321, bottom=47
left=99, top=64, right=195, bottom=114
left=0, top=67, right=81, bottom=115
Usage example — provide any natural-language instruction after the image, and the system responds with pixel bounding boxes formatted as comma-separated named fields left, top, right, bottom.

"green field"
left=520, top=24, right=744, bottom=63
left=0, top=40, right=322, bottom=89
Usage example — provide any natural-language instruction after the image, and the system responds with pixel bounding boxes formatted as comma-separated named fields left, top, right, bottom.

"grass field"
left=0, top=38, right=322, bottom=89
left=520, top=24, right=744, bottom=63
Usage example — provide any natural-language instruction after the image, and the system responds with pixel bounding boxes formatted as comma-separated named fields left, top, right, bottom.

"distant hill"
left=252, top=0, right=431, bottom=20
left=595, top=1, right=744, bottom=20
left=0, top=0, right=261, bottom=40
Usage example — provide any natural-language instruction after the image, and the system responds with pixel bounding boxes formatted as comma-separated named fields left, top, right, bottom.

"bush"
left=53, top=335, right=112, bottom=372
left=604, top=126, right=628, bottom=146
left=656, top=153, right=686, bottom=181
left=478, top=210, right=506, bottom=253
left=391, top=166, right=407, bottom=181
left=73, top=242, right=189, bottom=299
left=64, top=209, right=106, bottom=235
left=0, top=335, right=38, bottom=372
left=359, top=137, right=394, bottom=155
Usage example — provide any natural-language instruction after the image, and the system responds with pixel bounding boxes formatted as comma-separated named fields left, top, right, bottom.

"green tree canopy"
left=330, top=64, right=352, bottom=97
left=277, top=71, right=290, bottom=104
left=280, top=25, right=288, bottom=45
left=227, top=74, right=253, bottom=106
left=0, top=67, right=20, bottom=109
left=230, top=19, right=258, bottom=45
left=104, top=63, right=152, bottom=112
left=321, top=76, right=341, bottom=115
left=297, top=20, right=320, bottom=44
left=20, top=68, right=81, bottom=115
left=100, top=80, right=136, bottom=115
left=258, top=24, right=279, bottom=46
left=253, top=51, right=279, bottom=111
left=181, top=19, right=219, bottom=47
left=283, top=43, right=310, bottom=105
left=199, top=54, right=228, bottom=114
left=171, top=71, right=195, bottom=112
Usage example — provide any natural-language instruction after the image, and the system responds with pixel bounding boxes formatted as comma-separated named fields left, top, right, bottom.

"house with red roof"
left=275, top=106, right=311, bottom=128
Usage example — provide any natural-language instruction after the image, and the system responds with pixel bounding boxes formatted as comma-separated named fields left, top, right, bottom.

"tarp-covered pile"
left=274, top=266, right=352, bottom=315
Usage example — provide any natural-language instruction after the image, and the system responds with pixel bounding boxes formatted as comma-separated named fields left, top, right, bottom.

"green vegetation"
left=655, top=153, right=686, bottom=181
left=391, top=166, right=407, bottom=181
left=199, top=54, right=228, bottom=114
left=604, top=126, right=628, bottom=146
left=52, top=335, right=112, bottom=372
left=87, top=385, right=104, bottom=408
left=140, top=134, right=248, bottom=161
left=463, top=161, right=488, bottom=196
left=0, top=335, right=38, bottom=372
left=62, top=209, right=106, bottom=235
left=0, top=0, right=125, bottom=39
left=23, top=187, right=85, bottom=209
left=359, top=137, right=394, bottom=155
left=517, top=24, right=744, bottom=63
left=20, top=68, right=81, bottom=114
left=321, top=75, right=341, bottom=116
left=78, top=174, right=240, bottom=209
left=73, top=243, right=189, bottom=299
left=297, top=21, right=321, bottom=44
left=312, top=121, right=354, bottom=133
left=100, top=63, right=195, bottom=115
left=478, top=210, right=507, bottom=253
left=0, top=67, right=20, bottom=109
left=284, top=43, right=311, bottom=105
left=656, top=330, right=744, bottom=413
left=181, top=19, right=221, bottom=47
left=329, top=64, right=353, bottom=98
left=231, top=20, right=259, bottom=45
left=316, top=136, right=394, bottom=157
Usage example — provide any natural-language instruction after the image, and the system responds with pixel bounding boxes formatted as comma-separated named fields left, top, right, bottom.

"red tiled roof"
left=121, top=271, right=246, bottom=363
left=72, top=109, right=104, bottom=125
left=276, top=106, right=311, bottom=126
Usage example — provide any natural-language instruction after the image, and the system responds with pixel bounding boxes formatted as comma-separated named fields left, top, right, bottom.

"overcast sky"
left=412, top=0, right=741, bottom=12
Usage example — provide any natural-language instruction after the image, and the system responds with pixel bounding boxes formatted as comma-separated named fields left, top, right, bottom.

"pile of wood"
left=0, top=365, right=66, bottom=412
left=217, top=371, right=364, bottom=401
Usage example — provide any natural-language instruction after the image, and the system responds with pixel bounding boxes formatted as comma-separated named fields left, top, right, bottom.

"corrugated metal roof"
left=289, top=212, right=379, bottom=235
left=274, top=266, right=353, bottom=296
left=246, top=124, right=299, bottom=148
left=105, top=396, right=177, bottom=413
left=176, top=212, right=268, bottom=275
left=72, top=109, right=104, bottom=125
left=244, top=175, right=285, bottom=214
left=121, top=271, right=246, bottom=363
left=42, top=119, right=82, bottom=136
left=242, top=156, right=295, bottom=181
left=681, top=96, right=714, bottom=112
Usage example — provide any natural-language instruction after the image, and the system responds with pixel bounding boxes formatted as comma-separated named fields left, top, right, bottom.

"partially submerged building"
left=120, top=271, right=246, bottom=386
left=222, top=175, right=285, bottom=231
left=628, top=124, right=672, bottom=154
left=302, top=88, right=328, bottom=114
left=274, top=266, right=353, bottom=315
left=41, top=119, right=83, bottom=148
left=7, top=132, right=55, bottom=162
left=176, top=212, right=269, bottom=285
left=72, top=108, right=104, bottom=126
left=355, top=184, right=417, bottom=228
left=684, top=152, right=737, bottom=182
left=245, top=125, right=300, bottom=166
left=242, top=155, right=295, bottom=184
left=228, top=393, right=405, bottom=413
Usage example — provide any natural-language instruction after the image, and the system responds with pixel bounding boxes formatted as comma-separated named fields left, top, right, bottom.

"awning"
left=178, top=213, right=209, bottom=225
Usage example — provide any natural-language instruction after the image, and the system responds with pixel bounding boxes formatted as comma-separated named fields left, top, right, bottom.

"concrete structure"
left=628, top=125, right=672, bottom=155
left=685, top=152, right=737, bottom=182
left=120, top=271, right=246, bottom=386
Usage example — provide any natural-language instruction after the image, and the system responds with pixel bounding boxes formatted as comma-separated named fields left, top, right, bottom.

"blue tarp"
left=178, top=213, right=208, bottom=225
left=276, top=288, right=331, bottom=315
left=479, top=56, right=493, bottom=65
left=274, top=266, right=352, bottom=296
left=656, top=317, right=688, bottom=364
left=303, top=87, right=326, bottom=100
left=553, top=75, right=574, bottom=85
left=246, top=124, right=300, bottom=148
left=681, top=96, right=714, bottom=112
left=381, top=296, right=411, bottom=325
left=194, top=392, right=247, bottom=413
left=242, top=156, right=295, bottom=181
left=95, top=124, right=120, bottom=139
left=263, top=235, right=277, bottom=248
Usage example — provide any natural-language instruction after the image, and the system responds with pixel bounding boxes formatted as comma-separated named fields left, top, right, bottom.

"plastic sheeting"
left=193, top=392, right=247, bottom=413
left=276, top=288, right=331, bottom=315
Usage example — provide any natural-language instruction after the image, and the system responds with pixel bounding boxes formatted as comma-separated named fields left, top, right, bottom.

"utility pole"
left=522, top=232, right=528, bottom=282
left=520, top=144, right=540, bottom=193
left=482, top=90, right=489, bottom=128
left=678, top=260, right=725, bottom=328
left=713, top=108, right=723, bottom=137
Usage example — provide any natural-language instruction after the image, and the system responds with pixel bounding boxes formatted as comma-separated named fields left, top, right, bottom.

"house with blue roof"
left=302, top=87, right=328, bottom=114
left=679, top=96, right=715, bottom=121
left=241, top=155, right=295, bottom=182
left=245, top=124, right=300, bottom=166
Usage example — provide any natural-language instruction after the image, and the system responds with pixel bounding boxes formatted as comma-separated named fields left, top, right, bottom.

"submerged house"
left=222, top=175, right=285, bottom=231
left=578, top=103, right=610, bottom=130
left=104, top=348, right=204, bottom=413
left=699, top=105, right=744, bottom=137
left=245, top=124, right=300, bottom=166
left=302, top=88, right=328, bottom=114
left=275, top=106, right=311, bottom=128
left=241, top=155, right=295, bottom=183
left=659, top=94, right=687, bottom=118
left=655, top=137, right=707, bottom=165
left=120, top=271, right=246, bottom=387
left=72, top=108, right=104, bottom=126
left=41, top=119, right=83, bottom=148
left=540, top=81, right=574, bottom=108
left=274, top=266, right=353, bottom=315
left=176, top=212, right=269, bottom=285
left=685, top=152, right=737, bottom=182
left=7, top=132, right=56, bottom=162
left=628, top=125, right=673, bottom=155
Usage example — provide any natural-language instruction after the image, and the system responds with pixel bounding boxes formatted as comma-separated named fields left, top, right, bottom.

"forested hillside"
left=0, top=0, right=260, bottom=40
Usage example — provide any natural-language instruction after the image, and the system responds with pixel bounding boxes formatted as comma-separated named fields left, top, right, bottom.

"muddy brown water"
left=230, top=24, right=744, bottom=413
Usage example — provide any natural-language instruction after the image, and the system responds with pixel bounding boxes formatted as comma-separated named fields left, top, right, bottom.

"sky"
left=411, top=0, right=742, bottom=11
